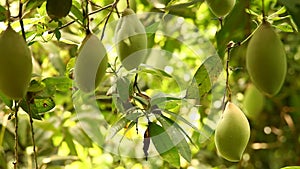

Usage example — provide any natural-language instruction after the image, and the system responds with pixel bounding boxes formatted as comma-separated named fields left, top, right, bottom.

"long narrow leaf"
left=161, top=114, right=197, bottom=148
left=149, top=122, right=180, bottom=168
left=107, top=116, right=129, bottom=139
left=156, top=115, right=192, bottom=162
left=162, top=109, right=201, bottom=133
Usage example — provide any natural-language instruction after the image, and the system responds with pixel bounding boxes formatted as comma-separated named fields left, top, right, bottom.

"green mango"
left=243, top=84, right=265, bottom=119
left=74, top=34, right=108, bottom=93
left=0, top=26, right=32, bottom=100
left=215, top=102, right=250, bottom=162
left=115, top=8, right=147, bottom=70
left=206, top=0, right=236, bottom=17
left=46, top=0, right=72, bottom=19
left=246, top=21, right=287, bottom=96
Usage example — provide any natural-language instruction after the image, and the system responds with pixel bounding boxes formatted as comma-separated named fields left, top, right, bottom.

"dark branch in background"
left=13, top=101, right=19, bottom=169
left=18, top=1, right=26, bottom=40
left=126, top=0, right=130, bottom=8
left=262, top=0, right=265, bottom=19
left=85, top=0, right=90, bottom=34
left=18, top=1, right=38, bottom=168
left=88, top=0, right=102, bottom=8
left=26, top=95, right=38, bottom=169
left=221, top=42, right=234, bottom=111
left=48, top=4, right=113, bottom=34
left=101, top=0, right=120, bottom=40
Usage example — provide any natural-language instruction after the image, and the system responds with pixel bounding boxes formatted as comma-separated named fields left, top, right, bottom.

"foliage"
left=0, top=0, right=299, bottom=169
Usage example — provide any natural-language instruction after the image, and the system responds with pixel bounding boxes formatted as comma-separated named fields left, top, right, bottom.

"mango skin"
left=46, top=0, right=72, bottom=19
left=206, top=0, right=236, bottom=17
left=215, top=102, right=250, bottom=162
left=74, top=34, right=108, bottom=93
left=0, top=26, right=32, bottom=100
left=246, top=21, right=287, bottom=96
left=243, top=84, right=265, bottom=119
left=115, top=8, right=147, bottom=70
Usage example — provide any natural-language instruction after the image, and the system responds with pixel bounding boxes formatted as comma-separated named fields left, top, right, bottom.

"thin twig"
left=134, top=73, right=141, bottom=94
left=85, top=0, right=90, bottom=33
left=262, top=0, right=265, bottom=19
left=13, top=101, right=19, bottom=169
left=101, top=0, right=120, bottom=40
left=27, top=99, right=38, bottom=169
left=18, top=1, right=26, bottom=40
left=48, top=20, right=76, bottom=34
left=18, top=1, right=38, bottom=167
left=218, top=17, right=224, bottom=28
left=6, top=0, right=11, bottom=24
left=221, top=42, right=234, bottom=111
left=88, top=4, right=113, bottom=16
left=48, top=4, right=113, bottom=34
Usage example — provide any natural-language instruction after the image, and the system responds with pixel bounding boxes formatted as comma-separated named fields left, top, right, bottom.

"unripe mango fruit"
left=243, top=84, right=265, bottom=119
left=74, top=34, right=108, bottom=93
left=215, top=102, right=250, bottom=162
left=46, top=0, right=72, bottom=19
left=246, top=21, right=286, bottom=96
left=0, top=26, right=32, bottom=100
left=206, top=0, right=236, bottom=17
left=115, top=8, right=147, bottom=70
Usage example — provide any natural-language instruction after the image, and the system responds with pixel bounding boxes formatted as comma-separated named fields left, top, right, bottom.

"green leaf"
left=116, top=77, right=131, bottom=102
left=139, top=65, right=172, bottom=78
left=0, top=91, right=13, bottom=108
left=54, top=28, right=61, bottom=41
left=25, top=0, right=46, bottom=11
left=156, top=115, right=192, bottom=162
left=28, top=80, right=46, bottom=92
left=281, top=167, right=300, bottom=169
left=63, top=127, right=78, bottom=155
left=20, top=100, right=42, bottom=120
left=69, top=125, right=93, bottom=147
left=146, top=22, right=160, bottom=35
left=20, top=97, right=55, bottom=120
left=119, top=121, right=137, bottom=143
left=166, top=0, right=203, bottom=10
left=162, top=109, right=201, bottom=133
left=42, top=76, right=72, bottom=93
left=186, top=55, right=223, bottom=99
left=66, top=57, right=75, bottom=79
left=278, top=0, right=300, bottom=29
left=149, top=122, right=180, bottom=168
left=70, top=5, right=84, bottom=24
left=0, top=5, right=7, bottom=22
left=150, top=95, right=182, bottom=106
left=275, top=23, right=294, bottom=32
left=160, top=114, right=197, bottom=147
left=107, top=116, right=130, bottom=139
left=75, top=110, right=105, bottom=146
left=34, top=98, right=55, bottom=113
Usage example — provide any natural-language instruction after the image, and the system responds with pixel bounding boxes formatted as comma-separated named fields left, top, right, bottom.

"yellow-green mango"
left=243, top=84, right=265, bottom=119
left=115, top=8, right=147, bottom=70
left=215, top=102, right=250, bottom=162
left=0, top=26, right=32, bottom=100
left=46, top=0, right=72, bottom=19
left=74, top=34, right=108, bottom=93
left=246, top=21, right=286, bottom=96
left=206, top=0, right=236, bottom=17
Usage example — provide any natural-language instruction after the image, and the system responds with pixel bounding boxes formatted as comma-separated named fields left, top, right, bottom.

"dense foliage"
left=0, top=0, right=299, bottom=168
